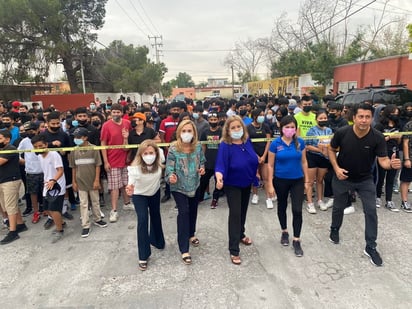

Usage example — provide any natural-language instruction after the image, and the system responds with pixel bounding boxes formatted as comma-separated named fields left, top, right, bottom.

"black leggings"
left=273, top=177, right=304, bottom=238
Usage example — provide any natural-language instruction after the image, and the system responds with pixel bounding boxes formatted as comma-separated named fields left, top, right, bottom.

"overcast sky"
left=95, top=0, right=412, bottom=83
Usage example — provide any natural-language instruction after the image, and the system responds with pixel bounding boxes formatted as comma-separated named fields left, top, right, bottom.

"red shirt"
left=100, top=119, right=131, bottom=168
left=159, top=116, right=178, bottom=143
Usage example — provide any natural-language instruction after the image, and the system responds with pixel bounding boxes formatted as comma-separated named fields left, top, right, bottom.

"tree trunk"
left=62, top=58, right=80, bottom=94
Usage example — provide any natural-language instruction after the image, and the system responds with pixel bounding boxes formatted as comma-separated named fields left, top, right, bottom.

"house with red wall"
left=334, top=54, right=412, bottom=93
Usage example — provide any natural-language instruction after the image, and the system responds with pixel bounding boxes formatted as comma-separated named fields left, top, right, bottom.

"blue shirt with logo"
left=269, top=137, right=305, bottom=179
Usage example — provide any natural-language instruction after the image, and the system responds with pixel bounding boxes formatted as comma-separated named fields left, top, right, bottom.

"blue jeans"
left=331, top=176, right=378, bottom=249
left=172, top=191, right=198, bottom=254
left=132, top=189, right=165, bottom=261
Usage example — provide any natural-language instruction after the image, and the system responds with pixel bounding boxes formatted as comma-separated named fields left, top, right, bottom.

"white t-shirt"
left=38, top=151, right=66, bottom=197
left=127, top=165, right=162, bottom=196
left=18, top=137, right=43, bottom=174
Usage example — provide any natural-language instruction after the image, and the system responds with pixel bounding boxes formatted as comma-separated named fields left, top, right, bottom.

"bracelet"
left=404, top=159, right=410, bottom=162
left=49, top=179, right=57, bottom=183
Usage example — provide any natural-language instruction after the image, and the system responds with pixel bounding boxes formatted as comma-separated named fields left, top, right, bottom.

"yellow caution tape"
left=0, top=131, right=408, bottom=154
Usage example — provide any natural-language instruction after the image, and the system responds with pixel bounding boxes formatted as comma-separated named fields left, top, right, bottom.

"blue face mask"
left=72, top=120, right=79, bottom=127
left=192, top=113, right=199, bottom=120
left=74, top=138, right=84, bottom=146
left=257, top=116, right=265, bottom=124
left=230, top=129, right=243, bottom=140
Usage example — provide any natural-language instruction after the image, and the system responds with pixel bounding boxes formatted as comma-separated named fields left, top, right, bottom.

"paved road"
left=1, top=187, right=412, bottom=309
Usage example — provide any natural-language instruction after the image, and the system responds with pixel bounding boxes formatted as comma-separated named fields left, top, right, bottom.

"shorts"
left=107, top=167, right=128, bottom=190
left=26, top=173, right=44, bottom=194
left=307, top=152, right=331, bottom=169
left=400, top=166, right=412, bottom=183
left=0, top=180, right=22, bottom=215
left=43, top=194, right=64, bottom=212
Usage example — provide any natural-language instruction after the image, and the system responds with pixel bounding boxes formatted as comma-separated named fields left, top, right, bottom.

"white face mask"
left=142, top=154, right=156, bottom=165
left=181, top=132, right=193, bottom=143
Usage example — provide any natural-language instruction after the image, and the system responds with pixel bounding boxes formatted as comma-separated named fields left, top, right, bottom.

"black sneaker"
left=44, top=218, right=54, bottom=230
left=16, top=223, right=28, bottom=233
left=62, top=212, right=74, bottom=220
left=22, top=208, right=33, bottom=217
left=161, top=195, right=171, bottom=203
left=210, top=199, right=218, bottom=209
left=364, top=246, right=383, bottom=266
left=81, top=228, right=90, bottom=238
left=0, top=231, right=20, bottom=245
left=281, top=232, right=289, bottom=246
left=94, top=220, right=108, bottom=228
left=292, top=240, right=304, bottom=257
left=329, top=227, right=339, bottom=244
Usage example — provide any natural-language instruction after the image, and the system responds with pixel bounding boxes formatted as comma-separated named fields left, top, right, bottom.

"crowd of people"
left=0, top=93, right=410, bottom=269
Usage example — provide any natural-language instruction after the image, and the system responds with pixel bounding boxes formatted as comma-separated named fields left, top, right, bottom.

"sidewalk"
left=1, top=189, right=411, bottom=308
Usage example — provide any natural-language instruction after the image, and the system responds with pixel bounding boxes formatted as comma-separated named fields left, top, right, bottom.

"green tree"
left=271, top=49, right=311, bottom=78
left=308, top=41, right=338, bottom=87
left=0, top=0, right=108, bottom=92
left=93, top=40, right=167, bottom=94
left=407, top=24, right=412, bottom=53
left=169, top=72, right=195, bottom=88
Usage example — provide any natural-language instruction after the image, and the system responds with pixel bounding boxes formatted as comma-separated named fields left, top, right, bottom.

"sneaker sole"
left=363, top=250, right=383, bottom=266
left=94, top=222, right=108, bottom=228
left=401, top=208, right=412, bottom=213
left=329, top=237, right=339, bottom=244
left=81, top=234, right=89, bottom=238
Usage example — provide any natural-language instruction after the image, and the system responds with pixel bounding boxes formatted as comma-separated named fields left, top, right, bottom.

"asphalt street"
left=1, top=186, right=412, bottom=309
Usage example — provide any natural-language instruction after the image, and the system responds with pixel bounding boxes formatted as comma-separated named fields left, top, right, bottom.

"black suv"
left=336, top=84, right=412, bottom=106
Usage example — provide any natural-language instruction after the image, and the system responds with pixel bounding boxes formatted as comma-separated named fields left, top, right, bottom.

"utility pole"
left=148, top=35, right=163, bottom=64
left=231, top=65, right=235, bottom=98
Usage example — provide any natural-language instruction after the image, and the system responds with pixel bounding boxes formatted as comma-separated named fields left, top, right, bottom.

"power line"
left=127, top=0, right=156, bottom=36
left=137, top=0, right=160, bottom=35
left=163, top=49, right=240, bottom=53
left=113, top=0, right=148, bottom=38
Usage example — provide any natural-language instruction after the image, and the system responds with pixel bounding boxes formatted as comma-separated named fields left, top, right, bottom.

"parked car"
left=336, top=84, right=412, bottom=106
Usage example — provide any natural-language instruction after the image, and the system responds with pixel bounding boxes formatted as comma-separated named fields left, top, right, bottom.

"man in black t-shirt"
left=0, top=130, right=28, bottom=244
left=328, top=104, right=401, bottom=267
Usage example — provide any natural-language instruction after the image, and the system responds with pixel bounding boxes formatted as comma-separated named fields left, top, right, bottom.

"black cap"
left=73, top=127, right=89, bottom=138
left=23, top=121, right=39, bottom=131
left=45, top=182, right=61, bottom=203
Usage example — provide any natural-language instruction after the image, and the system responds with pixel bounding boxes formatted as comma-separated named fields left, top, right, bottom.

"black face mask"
left=27, top=133, right=36, bottom=139
left=388, top=115, right=399, bottom=122
left=303, top=106, right=312, bottom=113
left=3, top=122, right=11, bottom=128
left=131, top=120, right=137, bottom=128
left=20, top=132, right=28, bottom=138
left=171, top=113, right=180, bottom=119
left=20, top=112, right=26, bottom=116
left=318, top=121, right=329, bottom=127
left=49, top=126, right=60, bottom=132
left=276, top=116, right=283, bottom=122
left=239, top=110, right=247, bottom=116
left=0, top=142, right=5, bottom=148
left=209, top=122, right=218, bottom=128
left=92, top=121, right=101, bottom=127
left=78, top=119, right=88, bottom=126
left=329, top=113, right=337, bottom=119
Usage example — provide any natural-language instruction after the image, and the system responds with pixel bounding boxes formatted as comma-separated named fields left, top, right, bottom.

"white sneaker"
left=318, top=200, right=328, bottom=211
left=266, top=199, right=274, bottom=209
left=325, top=198, right=334, bottom=209
left=306, top=202, right=317, bottom=214
left=272, top=195, right=278, bottom=202
left=100, top=210, right=105, bottom=218
left=251, top=194, right=259, bottom=205
left=344, top=205, right=355, bottom=215
left=109, top=210, right=118, bottom=223
left=123, top=202, right=134, bottom=211
left=376, top=198, right=381, bottom=208
left=385, top=201, right=399, bottom=212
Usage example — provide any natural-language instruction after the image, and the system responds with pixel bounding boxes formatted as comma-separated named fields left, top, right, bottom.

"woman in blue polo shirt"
left=266, top=115, right=309, bottom=257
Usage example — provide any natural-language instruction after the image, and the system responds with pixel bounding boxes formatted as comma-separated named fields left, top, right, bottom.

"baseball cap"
left=23, top=121, right=39, bottom=131
left=45, top=182, right=61, bottom=203
left=73, top=127, right=89, bottom=138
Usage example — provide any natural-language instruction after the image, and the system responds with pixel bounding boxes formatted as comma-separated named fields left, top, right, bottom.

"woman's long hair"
left=172, top=119, right=198, bottom=152
left=131, top=139, right=164, bottom=173
left=279, top=115, right=300, bottom=151
left=221, top=115, right=249, bottom=144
